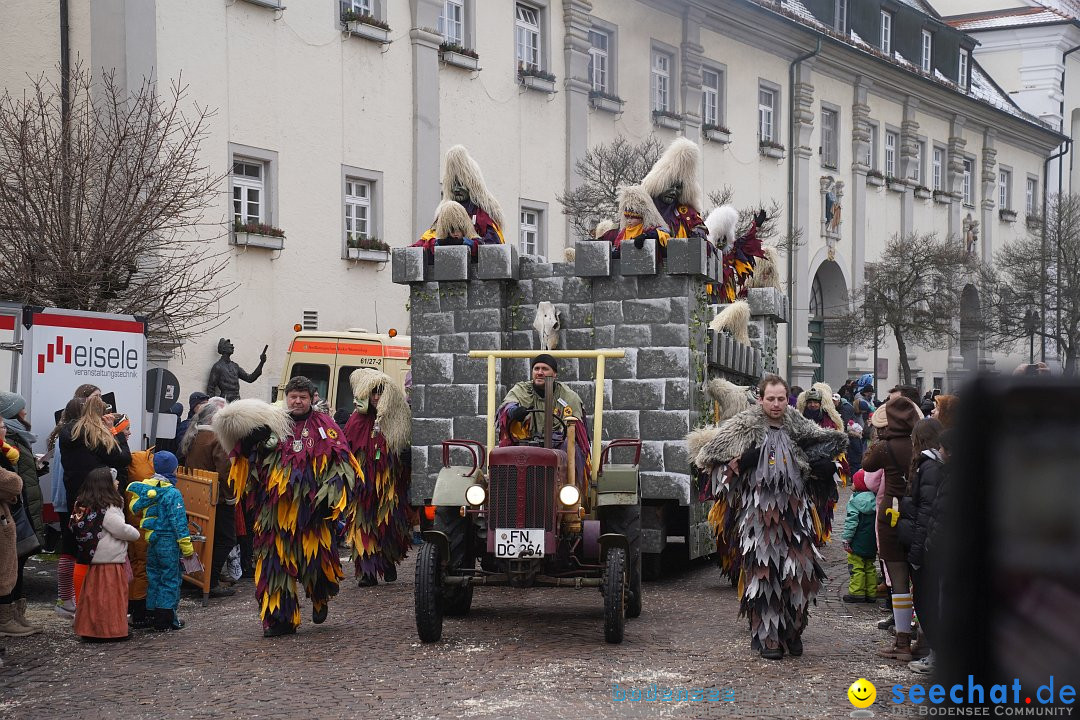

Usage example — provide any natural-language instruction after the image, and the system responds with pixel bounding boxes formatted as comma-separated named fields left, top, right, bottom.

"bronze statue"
left=207, top=338, right=267, bottom=402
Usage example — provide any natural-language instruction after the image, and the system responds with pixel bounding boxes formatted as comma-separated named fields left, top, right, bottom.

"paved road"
left=0, top=487, right=918, bottom=719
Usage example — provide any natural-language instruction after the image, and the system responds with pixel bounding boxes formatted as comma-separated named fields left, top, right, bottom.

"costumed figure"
left=608, top=185, right=671, bottom=259
left=213, top=381, right=362, bottom=637
left=206, top=338, right=267, bottom=402
left=709, top=208, right=769, bottom=303
left=497, top=354, right=591, bottom=489
left=640, top=137, right=708, bottom=239
left=344, top=369, right=412, bottom=587
left=709, top=300, right=751, bottom=345
left=687, top=378, right=755, bottom=586
left=126, top=452, right=195, bottom=631
left=412, top=145, right=504, bottom=255
left=692, top=375, right=848, bottom=659
left=795, top=383, right=851, bottom=541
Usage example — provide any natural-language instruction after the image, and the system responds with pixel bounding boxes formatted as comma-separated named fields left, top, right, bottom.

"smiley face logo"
left=847, top=678, right=876, bottom=709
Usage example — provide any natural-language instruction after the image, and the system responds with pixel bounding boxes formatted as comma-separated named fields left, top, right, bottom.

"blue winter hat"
left=153, top=451, right=179, bottom=481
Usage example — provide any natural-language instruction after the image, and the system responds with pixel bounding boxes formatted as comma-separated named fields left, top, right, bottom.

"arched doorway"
left=960, top=284, right=980, bottom=372
left=808, top=260, right=849, bottom=386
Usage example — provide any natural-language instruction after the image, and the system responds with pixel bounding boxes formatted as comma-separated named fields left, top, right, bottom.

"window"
left=998, top=169, right=1012, bottom=209
left=885, top=131, right=898, bottom=178
left=515, top=4, right=541, bottom=72
left=289, top=363, right=330, bottom=405
left=232, top=159, right=264, bottom=225
left=702, top=68, right=722, bottom=127
left=932, top=147, right=944, bottom=191
left=880, top=11, right=892, bottom=55
left=821, top=108, right=838, bottom=168
left=520, top=207, right=540, bottom=256
left=439, top=0, right=464, bottom=46
left=1027, top=177, right=1038, bottom=215
left=962, top=158, right=974, bottom=206
left=865, top=123, right=877, bottom=169
left=341, top=0, right=371, bottom=15
left=959, top=51, right=970, bottom=88
left=651, top=50, right=672, bottom=113
left=835, top=0, right=847, bottom=34
left=921, top=30, right=933, bottom=73
left=913, top=140, right=925, bottom=184
left=588, top=30, right=609, bottom=93
left=758, top=86, right=776, bottom=142
left=344, top=178, right=370, bottom=240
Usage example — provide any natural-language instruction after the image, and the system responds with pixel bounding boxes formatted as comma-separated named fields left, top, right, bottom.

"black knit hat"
left=531, top=354, right=558, bottom=374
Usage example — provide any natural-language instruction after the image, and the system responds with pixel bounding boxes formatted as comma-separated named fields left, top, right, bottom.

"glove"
left=438, top=235, right=464, bottom=246
left=633, top=235, right=646, bottom=249
left=508, top=405, right=530, bottom=423
left=240, top=425, right=272, bottom=455
left=739, top=445, right=761, bottom=470
left=754, top=209, right=768, bottom=227
left=810, top=458, right=836, bottom=480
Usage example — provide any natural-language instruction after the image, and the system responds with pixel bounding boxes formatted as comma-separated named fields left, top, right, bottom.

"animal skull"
left=533, top=301, right=561, bottom=350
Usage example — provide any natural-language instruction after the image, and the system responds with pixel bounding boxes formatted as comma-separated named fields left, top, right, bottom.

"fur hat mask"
left=640, top=137, right=703, bottom=210
left=618, top=185, right=667, bottom=231
left=441, top=145, right=504, bottom=228
left=432, top=200, right=479, bottom=240
left=349, top=369, right=411, bottom=454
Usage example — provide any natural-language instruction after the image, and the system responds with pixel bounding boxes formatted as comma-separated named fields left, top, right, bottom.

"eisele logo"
left=36, top=335, right=140, bottom=374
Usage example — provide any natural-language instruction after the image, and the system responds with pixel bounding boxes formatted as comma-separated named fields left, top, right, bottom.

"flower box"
left=347, top=248, right=390, bottom=262
left=703, top=126, right=732, bottom=144
left=999, top=208, right=1018, bottom=223
left=521, top=73, right=556, bottom=93
left=866, top=172, right=886, bottom=187
left=914, top=186, right=932, bottom=200
left=589, top=92, right=624, bottom=114
left=440, top=50, right=479, bottom=71
left=242, top=0, right=284, bottom=9
left=653, top=111, right=682, bottom=131
left=345, top=19, right=390, bottom=44
left=234, top=231, right=284, bottom=250
left=759, top=142, right=785, bottom=160
left=886, top=177, right=906, bottom=193
left=932, top=190, right=952, bottom=205
left=1026, top=214, right=1042, bottom=230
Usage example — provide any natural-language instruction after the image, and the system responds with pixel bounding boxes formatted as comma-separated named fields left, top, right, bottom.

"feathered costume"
left=213, top=399, right=362, bottom=632
left=344, top=369, right=412, bottom=580
left=795, top=382, right=851, bottom=541
left=608, top=185, right=671, bottom=258
left=412, top=145, right=504, bottom=252
left=693, top=405, right=847, bottom=653
left=718, top=210, right=768, bottom=303
left=640, top=138, right=707, bottom=239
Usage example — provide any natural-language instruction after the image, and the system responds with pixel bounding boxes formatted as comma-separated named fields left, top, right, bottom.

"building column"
left=980, top=129, right=997, bottom=260
left=90, top=0, right=158, bottom=90
left=410, top=1, right=443, bottom=240
left=789, top=60, right=819, bottom=388
left=899, top=97, right=919, bottom=237
left=563, top=0, right=593, bottom=247
left=680, top=6, right=705, bottom=147
left=946, top=115, right=967, bottom=241
left=848, top=77, right=872, bottom=379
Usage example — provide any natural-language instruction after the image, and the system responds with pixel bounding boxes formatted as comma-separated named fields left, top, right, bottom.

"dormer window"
left=921, top=30, right=933, bottom=73
left=880, top=11, right=892, bottom=55
left=835, top=0, right=847, bottom=34
left=959, top=50, right=970, bottom=88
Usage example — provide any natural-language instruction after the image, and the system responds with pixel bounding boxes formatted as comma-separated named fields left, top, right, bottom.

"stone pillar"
left=563, top=0, right=593, bottom=247
left=788, top=61, right=819, bottom=388
left=410, top=1, right=443, bottom=240
left=946, top=115, right=967, bottom=241
left=980, top=129, right=997, bottom=261
left=680, top=7, right=705, bottom=147
left=91, top=0, right=158, bottom=91
left=899, top=97, right=919, bottom=237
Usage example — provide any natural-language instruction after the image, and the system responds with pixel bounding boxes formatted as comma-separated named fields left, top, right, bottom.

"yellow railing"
left=467, top=349, right=626, bottom=478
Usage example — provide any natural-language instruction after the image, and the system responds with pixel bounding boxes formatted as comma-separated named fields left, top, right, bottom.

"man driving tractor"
left=496, top=354, right=591, bottom=487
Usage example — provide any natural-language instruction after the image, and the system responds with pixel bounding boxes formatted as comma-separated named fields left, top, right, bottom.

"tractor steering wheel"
left=521, top=407, right=569, bottom=441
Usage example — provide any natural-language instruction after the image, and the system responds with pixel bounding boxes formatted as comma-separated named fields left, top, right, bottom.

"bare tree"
left=0, top=65, right=233, bottom=348
left=829, top=233, right=976, bottom=385
left=979, top=194, right=1080, bottom=375
left=557, top=135, right=664, bottom=243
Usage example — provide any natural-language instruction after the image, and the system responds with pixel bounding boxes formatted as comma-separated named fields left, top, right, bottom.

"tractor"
left=414, top=349, right=643, bottom=644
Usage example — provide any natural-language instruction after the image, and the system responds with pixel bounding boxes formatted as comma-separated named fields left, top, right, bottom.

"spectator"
left=0, top=424, right=37, bottom=637
left=178, top=397, right=236, bottom=598
left=841, top=469, right=878, bottom=603
left=788, top=385, right=804, bottom=407
left=175, top=392, right=210, bottom=464
left=835, top=392, right=855, bottom=425
left=847, top=422, right=865, bottom=475
left=931, top=394, right=959, bottom=429
left=862, top=396, right=921, bottom=662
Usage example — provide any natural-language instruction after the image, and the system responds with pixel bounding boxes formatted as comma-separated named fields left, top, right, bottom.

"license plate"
left=495, top=528, right=545, bottom=558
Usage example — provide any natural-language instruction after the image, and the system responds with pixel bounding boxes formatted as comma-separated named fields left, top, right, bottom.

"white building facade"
left=0, top=0, right=1065, bottom=404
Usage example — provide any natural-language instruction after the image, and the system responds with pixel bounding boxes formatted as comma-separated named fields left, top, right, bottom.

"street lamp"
left=1023, top=309, right=1040, bottom=365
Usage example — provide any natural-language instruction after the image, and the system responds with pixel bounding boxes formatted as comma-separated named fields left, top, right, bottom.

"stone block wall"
left=394, top=240, right=786, bottom=507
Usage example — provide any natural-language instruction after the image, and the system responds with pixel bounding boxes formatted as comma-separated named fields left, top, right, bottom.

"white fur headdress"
left=710, top=301, right=751, bottom=345
left=747, top=246, right=781, bottom=290
left=593, top=219, right=617, bottom=239
left=349, top=368, right=411, bottom=454
left=441, top=145, right=504, bottom=228
left=433, top=200, right=479, bottom=240
left=705, top=205, right=739, bottom=251
left=618, top=185, right=666, bottom=231
left=640, top=138, right=703, bottom=210
left=212, top=399, right=293, bottom=453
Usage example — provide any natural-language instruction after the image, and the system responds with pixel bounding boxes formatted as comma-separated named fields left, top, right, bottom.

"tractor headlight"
left=465, top=484, right=487, bottom=507
left=558, top=484, right=581, bottom=507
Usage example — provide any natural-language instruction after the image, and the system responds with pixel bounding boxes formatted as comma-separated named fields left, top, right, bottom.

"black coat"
left=58, top=425, right=131, bottom=502
left=898, top=450, right=944, bottom=567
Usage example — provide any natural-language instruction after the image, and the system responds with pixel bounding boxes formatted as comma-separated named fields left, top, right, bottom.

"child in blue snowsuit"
left=127, top=452, right=194, bottom=631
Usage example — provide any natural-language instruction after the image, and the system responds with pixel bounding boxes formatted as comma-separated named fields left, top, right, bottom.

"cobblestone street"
left=0, top=489, right=919, bottom=719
